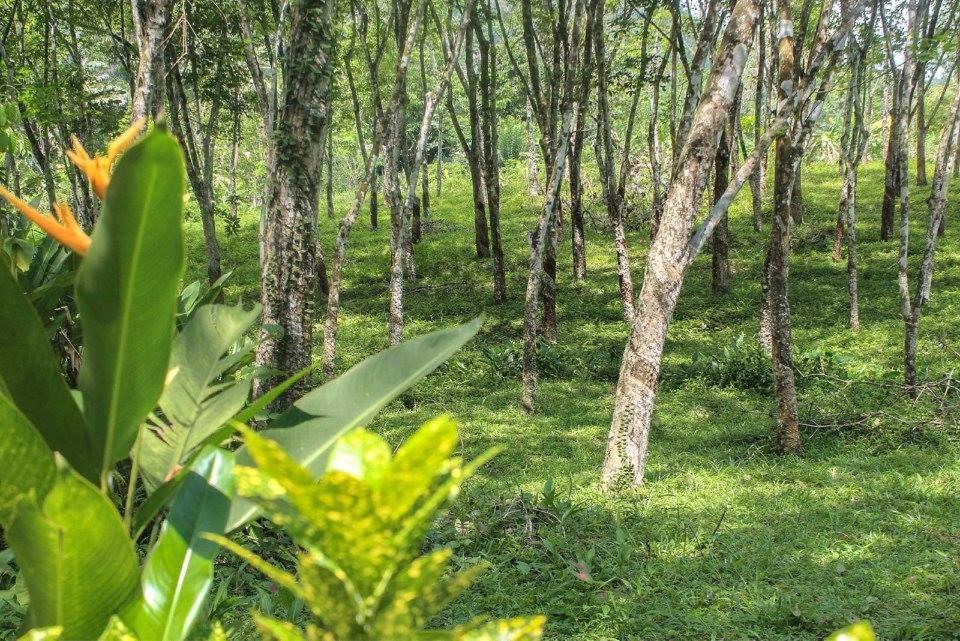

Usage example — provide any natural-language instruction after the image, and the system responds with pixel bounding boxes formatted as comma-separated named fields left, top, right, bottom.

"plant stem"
left=123, top=435, right=143, bottom=534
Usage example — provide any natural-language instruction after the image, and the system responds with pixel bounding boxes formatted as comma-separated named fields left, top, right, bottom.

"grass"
left=183, top=160, right=960, bottom=640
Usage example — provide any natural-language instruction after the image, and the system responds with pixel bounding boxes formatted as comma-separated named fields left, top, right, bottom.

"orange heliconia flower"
left=66, top=118, right=145, bottom=199
left=0, top=119, right=145, bottom=256
left=0, top=187, right=91, bottom=255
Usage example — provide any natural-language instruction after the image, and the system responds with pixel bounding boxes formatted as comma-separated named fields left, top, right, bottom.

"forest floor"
left=186, top=162, right=960, bottom=640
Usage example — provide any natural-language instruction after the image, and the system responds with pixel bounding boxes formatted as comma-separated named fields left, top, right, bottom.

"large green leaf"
left=76, top=128, right=186, bottom=478
left=122, top=447, right=234, bottom=641
left=225, top=317, right=482, bottom=530
left=7, top=464, right=140, bottom=640
left=0, top=394, right=56, bottom=525
left=0, top=255, right=96, bottom=481
left=137, top=304, right=258, bottom=491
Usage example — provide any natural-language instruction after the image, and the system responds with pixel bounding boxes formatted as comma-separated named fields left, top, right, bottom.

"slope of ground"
left=185, top=162, right=960, bottom=640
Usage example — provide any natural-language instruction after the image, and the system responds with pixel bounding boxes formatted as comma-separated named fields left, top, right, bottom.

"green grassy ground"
left=185, top=161, right=960, bottom=640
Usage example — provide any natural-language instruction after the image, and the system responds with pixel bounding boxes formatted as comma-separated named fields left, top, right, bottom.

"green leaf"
left=0, top=255, right=96, bottom=481
left=131, top=468, right=188, bottom=541
left=122, top=447, right=234, bottom=641
left=0, top=130, right=9, bottom=153
left=6, top=464, right=140, bottom=640
left=76, top=127, right=186, bottom=478
left=0, top=394, right=57, bottom=524
left=138, top=304, right=258, bottom=491
left=226, top=317, right=482, bottom=530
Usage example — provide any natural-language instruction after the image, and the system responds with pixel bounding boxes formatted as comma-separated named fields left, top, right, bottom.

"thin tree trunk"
left=916, top=76, right=928, bottom=186
left=477, top=1, right=507, bottom=302
left=526, top=99, right=540, bottom=196
left=766, top=0, right=801, bottom=455
left=750, top=4, right=766, bottom=231
left=388, top=0, right=470, bottom=344
left=712, top=124, right=732, bottom=294
left=903, top=67, right=960, bottom=395
left=326, top=123, right=335, bottom=218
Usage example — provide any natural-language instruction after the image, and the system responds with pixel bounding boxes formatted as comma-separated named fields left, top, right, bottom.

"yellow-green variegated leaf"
left=826, top=622, right=876, bottom=641
left=453, top=616, right=547, bottom=641
left=97, top=616, right=139, bottom=641
left=16, top=628, right=63, bottom=641
left=206, top=622, right=228, bottom=641
left=253, top=614, right=308, bottom=641
left=325, top=428, right=391, bottom=484
left=376, top=416, right=459, bottom=520
left=297, top=556, right=361, bottom=640
left=370, top=549, right=485, bottom=637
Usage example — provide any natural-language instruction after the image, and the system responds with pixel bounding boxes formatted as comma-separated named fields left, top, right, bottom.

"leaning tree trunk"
left=131, top=0, right=172, bottom=121
left=601, top=0, right=760, bottom=488
left=254, top=0, right=336, bottom=404
left=902, top=72, right=960, bottom=396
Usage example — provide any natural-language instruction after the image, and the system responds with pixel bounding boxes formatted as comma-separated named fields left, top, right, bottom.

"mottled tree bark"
left=594, top=0, right=643, bottom=321
left=602, top=0, right=760, bottom=487
left=388, top=0, right=471, bottom=344
left=712, top=124, right=732, bottom=294
left=520, top=0, right=590, bottom=412
left=902, top=65, right=960, bottom=396
left=673, top=0, right=722, bottom=166
left=750, top=4, right=767, bottom=231
left=323, top=0, right=427, bottom=376
left=165, top=34, right=223, bottom=285
left=476, top=1, right=507, bottom=302
left=130, top=0, right=172, bottom=121
left=254, top=0, right=336, bottom=403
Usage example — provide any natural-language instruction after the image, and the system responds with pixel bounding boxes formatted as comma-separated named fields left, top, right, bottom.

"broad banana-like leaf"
left=6, top=464, right=139, bottom=640
left=122, top=447, right=234, bottom=641
left=76, top=127, right=186, bottom=477
left=226, top=317, right=482, bottom=530
left=0, top=255, right=96, bottom=481
left=137, top=304, right=258, bottom=491
left=0, top=394, right=56, bottom=524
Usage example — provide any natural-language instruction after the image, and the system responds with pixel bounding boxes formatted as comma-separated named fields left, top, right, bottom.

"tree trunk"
left=465, top=27, right=491, bottom=259
left=254, top=0, right=336, bottom=404
left=904, top=81, right=960, bottom=393
left=881, top=72, right=904, bottom=241
left=594, top=2, right=637, bottom=321
left=916, top=80, right=928, bottom=186
left=602, top=0, right=760, bottom=487
left=477, top=2, right=507, bottom=302
left=326, top=123, right=335, bottom=218
left=526, top=99, right=540, bottom=196
left=750, top=4, right=766, bottom=231
left=766, top=1, right=801, bottom=455
left=131, top=0, right=172, bottom=121
left=712, top=124, right=732, bottom=294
